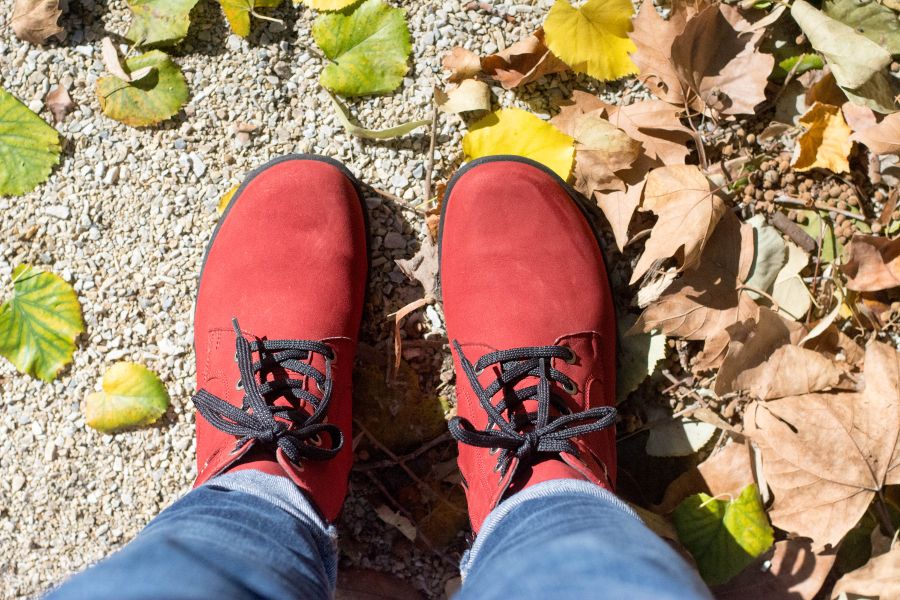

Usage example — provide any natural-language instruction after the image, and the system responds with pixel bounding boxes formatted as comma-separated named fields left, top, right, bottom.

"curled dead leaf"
left=11, top=0, right=64, bottom=45
left=436, top=79, right=491, bottom=115
left=44, top=85, right=74, bottom=124
left=101, top=37, right=154, bottom=83
left=441, top=47, right=481, bottom=83
left=631, top=164, right=727, bottom=283
left=480, top=28, right=568, bottom=90
left=841, top=234, right=900, bottom=292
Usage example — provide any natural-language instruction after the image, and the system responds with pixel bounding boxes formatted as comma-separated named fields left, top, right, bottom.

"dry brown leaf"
left=435, top=79, right=491, bottom=115
left=629, top=0, right=694, bottom=107
left=804, top=70, right=846, bottom=108
left=792, top=102, right=853, bottom=173
left=656, top=441, right=754, bottom=514
left=481, top=29, right=568, bottom=90
left=606, top=100, right=693, bottom=165
left=631, top=164, right=727, bottom=283
left=11, top=0, right=63, bottom=45
left=726, top=344, right=849, bottom=400
left=633, top=210, right=759, bottom=368
left=44, top=85, right=73, bottom=124
left=595, top=154, right=655, bottom=250
left=853, top=112, right=900, bottom=156
left=831, top=543, right=900, bottom=599
left=441, top=47, right=481, bottom=83
left=713, top=539, right=837, bottom=600
left=841, top=234, right=900, bottom=291
left=743, top=341, right=900, bottom=549
left=671, top=4, right=774, bottom=116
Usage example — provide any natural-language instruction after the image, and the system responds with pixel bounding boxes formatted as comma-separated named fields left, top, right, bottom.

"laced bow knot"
left=192, top=318, right=344, bottom=465
left=449, top=340, right=616, bottom=476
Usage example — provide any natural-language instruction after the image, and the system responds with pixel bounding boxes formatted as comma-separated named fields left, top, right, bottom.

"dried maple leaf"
left=631, top=1, right=772, bottom=116
left=606, top=99, right=693, bottom=165
left=792, top=102, right=853, bottom=173
left=595, top=155, right=654, bottom=250
left=481, top=29, right=568, bottom=90
left=841, top=234, right=900, bottom=291
left=630, top=164, right=727, bottom=283
left=44, top=85, right=73, bottom=124
left=744, top=341, right=900, bottom=549
left=436, top=79, right=491, bottom=115
left=670, top=4, right=774, bottom=116
left=11, top=0, right=64, bottom=45
left=633, top=210, right=759, bottom=368
left=441, top=47, right=481, bottom=83
left=629, top=0, right=693, bottom=107
left=831, top=544, right=900, bottom=599
left=656, top=441, right=754, bottom=514
left=853, top=112, right=900, bottom=156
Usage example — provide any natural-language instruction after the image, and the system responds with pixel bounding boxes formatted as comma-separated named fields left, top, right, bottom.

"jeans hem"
left=460, top=479, right=641, bottom=579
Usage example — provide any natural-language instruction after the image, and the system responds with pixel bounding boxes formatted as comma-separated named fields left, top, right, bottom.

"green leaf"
left=824, top=0, right=900, bottom=55
left=96, top=50, right=189, bottom=127
left=0, top=265, right=83, bottom=382
left=673, top=484, right=775, bottom=585
left=312, top=0, right=411, bottom=97
left=85, top=362, right=170, bottom=433
left=125, top=0, right=200, bottom=47
left=327, top=90, right=428, bottom=139
left=797, top=209, right=841, bottom=264
left=616, top=314, right=665, bottom=404
left=772, top=53, right=824, bottom=80
left=745, top=214, right=788, bottom=300
left=220, top=0, right=283, bottom=37
left=0, top=87, right=60, bottom=196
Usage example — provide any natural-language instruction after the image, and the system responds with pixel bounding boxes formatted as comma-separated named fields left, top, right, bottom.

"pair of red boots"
left=192, top=155, right=618, bottom=533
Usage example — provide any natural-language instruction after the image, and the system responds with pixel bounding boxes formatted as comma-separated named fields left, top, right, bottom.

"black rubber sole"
left=435, top=155, right=609, bottom=301
left=194, top=153, right=371, bottom=326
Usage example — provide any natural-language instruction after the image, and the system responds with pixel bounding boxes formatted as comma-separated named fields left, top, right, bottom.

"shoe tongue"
left=508, top=457, right=588, bottom=496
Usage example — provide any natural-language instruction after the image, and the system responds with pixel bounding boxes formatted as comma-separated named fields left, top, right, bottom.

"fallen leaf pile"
left=435, top=0, right=900, bottom=594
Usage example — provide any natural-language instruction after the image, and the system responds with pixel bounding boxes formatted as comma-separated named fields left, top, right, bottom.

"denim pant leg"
left=457, top=480, right=713, bottom=600
left=45, top=471, right=337, bottom=600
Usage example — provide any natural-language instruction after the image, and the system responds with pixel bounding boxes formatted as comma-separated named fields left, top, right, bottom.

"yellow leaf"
left=217, top=184, right=239, bottom=215
left=792, top=102, right=853, bottom=173
left=298, top=0, right=356, bottom=8
left=462, top=108, right=574, bottom=179
left=543, top=0, right=638, bottom=81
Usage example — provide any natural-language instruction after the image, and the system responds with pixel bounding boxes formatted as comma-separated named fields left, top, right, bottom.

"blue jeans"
left=47, top=471, right=712, bottom=599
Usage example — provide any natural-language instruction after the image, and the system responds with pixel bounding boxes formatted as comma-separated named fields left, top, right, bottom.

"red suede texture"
left=439, top=160, right=617, bottom=532
left=193, top=158, right=367, bottom=521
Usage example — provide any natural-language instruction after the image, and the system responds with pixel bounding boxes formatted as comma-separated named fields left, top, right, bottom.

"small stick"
left=423, top=87, right=439, bottom=205
left=769, top=211, right=818, bottom=254
left=354, top=431, right=453, bottom=472
left=775, top=195, right=868, bottom=222
left=369, top=186, right=429, bottom=215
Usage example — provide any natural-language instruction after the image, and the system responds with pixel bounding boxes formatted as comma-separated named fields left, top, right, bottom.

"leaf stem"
left=874, top=490, right=897, bottom=539
left=250, top=10, right=284, bottom=25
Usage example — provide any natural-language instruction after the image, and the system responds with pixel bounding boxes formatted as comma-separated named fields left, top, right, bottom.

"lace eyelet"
left=474, top=366, right=485, bottom=376
left=235, top=379, right=243, bottom=390
left=489, top=447, right=499, bottom=456
left=492, top=461, right=502, bottom=473
left=316, top=380, right=325, bottom=393
left=563, top=348, right=576, bottom=364
left=309, top=433, right=323, bottom=447
left=562, top=380, right=578, bottom=395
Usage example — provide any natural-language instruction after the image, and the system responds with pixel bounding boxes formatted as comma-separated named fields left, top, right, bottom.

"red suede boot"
left=191, top=155, right=368, bottom=521
left=438, top=156, right=618, bottom=533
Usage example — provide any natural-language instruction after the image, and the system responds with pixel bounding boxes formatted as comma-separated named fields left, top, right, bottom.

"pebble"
left=45, top=205, right=70, bottom=220
left=383, top=232, right=407, bottom=249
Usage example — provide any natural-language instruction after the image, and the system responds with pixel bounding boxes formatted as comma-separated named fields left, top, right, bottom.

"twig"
left=771, top=57, right=803, bottom=108
left=369, top=186, right=429, bottom=215
left=354, top=431, right=453, bottom=472
left=355, top=419, right=464, bottom=516
left=775, top=195, right=868, bottom=222
left=769, top=211, right=817, bottom=254
left=808, top=214, right=826, bottom=322
left=737, top=283, right=781, bottom=312
left=423, top=87, right=439, bottom=205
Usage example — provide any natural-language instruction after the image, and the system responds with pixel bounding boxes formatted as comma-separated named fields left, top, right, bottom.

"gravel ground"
left=0, top=1, right=635, bottom=597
